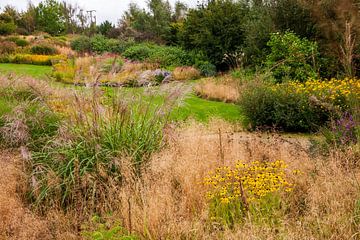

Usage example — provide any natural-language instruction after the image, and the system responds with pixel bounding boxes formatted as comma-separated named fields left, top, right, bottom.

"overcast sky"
left=0, top=0, right=198, bottom=24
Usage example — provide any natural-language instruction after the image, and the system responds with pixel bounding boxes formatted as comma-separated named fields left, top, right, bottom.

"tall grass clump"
left=0, top=75, right=60, bottom=148
left=29, top=87, right=175, bottom=216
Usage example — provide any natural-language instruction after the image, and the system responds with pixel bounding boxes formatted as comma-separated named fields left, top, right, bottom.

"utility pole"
left=86, top=10, right=97, bottom=27
left=86, top=10, right=97, bottom=36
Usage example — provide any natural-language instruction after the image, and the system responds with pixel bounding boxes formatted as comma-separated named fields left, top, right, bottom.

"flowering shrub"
left=239, top=81, right=331, bottom=132
left=204, top=160, right=296, bottom=227
left=320, top=112, right=358, bottom=148
left=239, top=79, right=359, bottom=132
left=289, top=78, right=360, bottom=109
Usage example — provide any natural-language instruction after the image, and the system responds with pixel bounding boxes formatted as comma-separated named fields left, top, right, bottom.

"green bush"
left=70, top=35, right=92, bottom=54
left=82, top=216, right=138, bottom=240
left=123, top=43, right=153, bottom=61
left=195, top=60, right=216, bottom=77
left=265, top=32, right=320, bottom=82
left=0, top=22, right=16, bottom=35
left=71, top=35, right=136, bottom=55
left=123, top=43, right=195, bottom=68
left=15, top=38, right=29, bottom=47
left=6, top=37, right=30, bottom=47
left=90, top=35, right=111, bottom=54
left=238, top=82, right=331, bottom=132
left=107, top=39, right=136, bottom=54
left=30, top=44, right=58, bottom=55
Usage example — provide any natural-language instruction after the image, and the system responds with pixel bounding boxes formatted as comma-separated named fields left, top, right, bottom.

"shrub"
left=52, top=60, right=76, bottom=83
left=6, top=37, right=30, bottom=47
left=90, top=35, right=111, bottom=54
left=15, top=38, right=29, bottom=47
left=149, top=45, right=192, bottom=67
left=0, top=22, right=16, bottom=35
left=82, top=216, right=139, bottom=240
left=70, top=35, right=92, bottom=54
left=238, top=81, right=332, bottom=132
left=321, top=112, right=358, bottom=147
left=195, top=60, right=217, bottom=77
left=123, top=43, right=195, bottom=68
left=288, top=78, right=360, bottom=109
left=108, top=39, right=136, bottom=54
left=172, top=66, right=200, bottom=81
left=123, top=43, right=153, bottom=61
left=265, top=32, right=320, bottom=82
left=16, top=27, right=30, bottom=36
left=0, top=41, right=16, bottom=55
left=30, top=44, right=58, bottom=55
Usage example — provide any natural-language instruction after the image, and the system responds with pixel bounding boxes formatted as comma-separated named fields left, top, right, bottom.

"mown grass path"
left=0, top=63, right=52, bottom=79
left=0, top=63, right=243, bottom=123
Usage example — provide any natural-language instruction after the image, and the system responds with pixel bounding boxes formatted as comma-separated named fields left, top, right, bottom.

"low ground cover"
left=0, top=63, right=51, bottom=78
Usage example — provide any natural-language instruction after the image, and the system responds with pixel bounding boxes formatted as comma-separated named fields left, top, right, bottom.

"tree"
left=271, top=0, right=317, bottom=40
left=0, top=11, right=16, bottom=35
left=61, top=1, right=80, bottom=34
left=173, top=1, right=188, bottom=21
left=299, top=0, right=360, bottom=77
left=265, top=32, right=320, bottom=82
left=119, top=0, right=175, bottom=42
left=98, top=20, right=114, bottom=37
left=181, top=0, right=248, bottom=68
left=147, top=0, right=172, bottom=40
left=18, top=3, right=37, bottom=34
left=242, top=5, right=275, bottom=66
left=119, top=3, right=152, bottom=40
left=35, top=0, right=66, bottom=35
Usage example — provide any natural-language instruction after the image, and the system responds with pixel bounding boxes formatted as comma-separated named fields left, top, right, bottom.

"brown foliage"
left=195, top=76, right=240, bottom=103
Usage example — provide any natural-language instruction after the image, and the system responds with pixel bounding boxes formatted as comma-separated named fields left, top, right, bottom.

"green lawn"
left=105, top=87, right=243, bottom=123
left=174, top=94, right=243, bottom=122
left=0, top=64, right=52, bottom=78
left=0, top=63, right=243, bottom=123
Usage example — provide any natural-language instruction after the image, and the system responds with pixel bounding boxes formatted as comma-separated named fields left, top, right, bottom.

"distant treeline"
left=1, top=0, right=360, bottom=76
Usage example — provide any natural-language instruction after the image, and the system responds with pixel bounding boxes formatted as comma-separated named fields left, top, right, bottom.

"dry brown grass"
left=0, top=149, right=81, bottom=240
left=1, top=118, right=359, bottom=239
left=172, top=66, right=201, bottom=81
left=55, top=46, right=75, bottom=56
left=93, top=120, right=358, bottom=239
left=195, top=76, right=240, bottom=103
left=1, top=74, right=359, bottom=239
left=0, top=106, right=29, bottom=147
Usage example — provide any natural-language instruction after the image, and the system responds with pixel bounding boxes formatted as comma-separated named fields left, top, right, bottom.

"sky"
left=0, top=0, right=198, bottom=24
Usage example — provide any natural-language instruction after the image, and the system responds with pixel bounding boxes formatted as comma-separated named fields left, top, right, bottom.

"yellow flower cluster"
left=9, top=54, right=65, bottom=66
left=287, top=78, right=360, bottom=106
left=204, top=160, right=295, bottom=205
